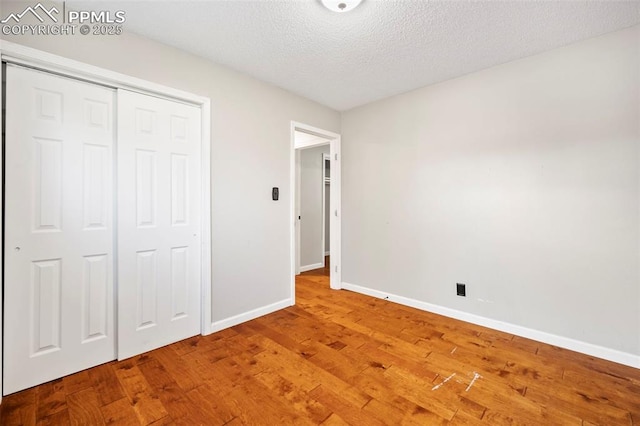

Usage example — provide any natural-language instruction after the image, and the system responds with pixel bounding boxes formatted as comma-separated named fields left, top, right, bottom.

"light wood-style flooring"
left=1, top=261, right=639, bottom=425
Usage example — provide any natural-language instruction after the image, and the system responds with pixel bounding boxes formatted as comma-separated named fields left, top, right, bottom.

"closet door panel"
left=4, top=65, right=116, bottom=395
left=117, top=90, right=201, bottom=360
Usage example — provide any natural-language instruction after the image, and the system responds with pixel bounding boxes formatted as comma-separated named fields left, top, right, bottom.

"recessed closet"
left=3, top=62, right=208, bottom=395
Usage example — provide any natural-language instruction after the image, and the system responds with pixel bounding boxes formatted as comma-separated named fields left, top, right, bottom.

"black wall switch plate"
left=272, top=187, right=279, bottom=201
left=456, top=283, right=466, bottom=297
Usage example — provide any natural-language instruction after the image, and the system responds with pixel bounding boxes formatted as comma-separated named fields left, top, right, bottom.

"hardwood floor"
left=2, top=264, right=639, bottom=425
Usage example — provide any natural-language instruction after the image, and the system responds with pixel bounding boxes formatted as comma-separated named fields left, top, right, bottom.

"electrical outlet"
left=456, top=283, right=466, bottom=297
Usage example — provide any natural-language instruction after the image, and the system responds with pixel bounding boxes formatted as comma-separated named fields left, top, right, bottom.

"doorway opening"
left=290, top=122, right=341, bottom=303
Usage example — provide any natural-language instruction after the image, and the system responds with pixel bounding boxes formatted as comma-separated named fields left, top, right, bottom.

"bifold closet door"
left=4, top=65, right=116, bottom=395
left=117, top=90, right=202, bottom=360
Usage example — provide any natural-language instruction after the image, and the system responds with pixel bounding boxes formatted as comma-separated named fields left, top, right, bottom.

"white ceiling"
left=72, top=1, right=640, bottom=111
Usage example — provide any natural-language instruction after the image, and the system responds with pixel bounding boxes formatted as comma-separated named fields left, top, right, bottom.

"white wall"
left=341, top=26, right=640, bottom=360
left=1, top=29, right=340, bottom=324
left=300, top=145, right=330, bottom=268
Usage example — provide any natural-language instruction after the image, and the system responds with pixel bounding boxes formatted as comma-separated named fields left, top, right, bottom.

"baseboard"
left=324, top=251, right=330, bottom=256
left=300, top=262, right=324, bottom=273
left=209, top=298, right=293, bottom=333
left=342, top=282, right=640, bottom=369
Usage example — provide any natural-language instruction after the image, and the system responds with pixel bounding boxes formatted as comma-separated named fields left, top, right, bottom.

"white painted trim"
left=295, top=150, right=301, bottom=275
left=295, top=137, right=328, bottom=150
left=328, top=135, right=341, bottom=291
left=200, top=100, right=213, bottom=335
left=210, top=299, right=293, bottom=333
left=0, top=61, right=4, bottom=403
left=638, top=74, right=640, bottom=372
left=321, top=153, right=330, bottom=266
left=300, top=263, right=324, bottom=273
left=293, top=123, right=340, bottom=149
left=0, top=42, right=213, bottom=359
left=342, top=282, right=640, bottom=369
left=325, top=251, right=330, bottom=256
left=291, top=125, right=296, bottom=300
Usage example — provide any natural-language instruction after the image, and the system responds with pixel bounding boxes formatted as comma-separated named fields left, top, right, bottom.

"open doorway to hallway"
left=298, top=142, right=330, bottom=273
left=290, top=122, right=341, bottom=304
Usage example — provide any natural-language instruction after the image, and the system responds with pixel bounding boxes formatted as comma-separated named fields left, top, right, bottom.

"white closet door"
left=117, top=90, right=202, bottom=360
left=4, top=65, right=116, bottom=395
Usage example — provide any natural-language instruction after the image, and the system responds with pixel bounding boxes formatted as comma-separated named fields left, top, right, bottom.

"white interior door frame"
left=295, top=149, right=302, bottom=275
left=290, top=121, right=342, bottom=302
left=0, top=58, right=4, bottom=406
left=321, top=153, right=330, bottom=259
left=0, top=41, right=213, bottom=396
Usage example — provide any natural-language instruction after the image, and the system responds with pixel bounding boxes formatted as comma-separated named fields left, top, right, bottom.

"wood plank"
left=100, top=398, right=139, bottom=425
left=351, top=366, right=452, bottom=423
left=36, top=410, right=70, bottom=426
left=185, top=384, right=236, bottom=426
left=62, top=371, right=93, bottom=397
left=309, top=385, right=386, bottom=426
left=379, top=365, right=458, bottom=420
left=363, top=398, right=449, bottom=426
left=248, top=333, right=372, bottom=408
left=252, top=370, right=332, bottom=423
left=354, top=341, right=439, bottom=380
left=151, top=346, right=204, bottom=392
left=320, top=413, right=350, bottom=425
left=36, top=379, right=67, bottom=419
left=524, top=384, right=633, bottom=425
left=448, top=409, right=487, bottom=425
left=112, top=363, right=168, bottom=424
left=66, top=388, right=105, bottom=425
left=561, top=368, right=640, bottom=420
left=0, top=388, right=37, bottom=426
left=202, top=359, right=313, bottom=425
left=241, top=319, right=318, bottom=359
left=88, top=363, right=126, bottom=407
left=137, top=358, right=210, bottom=424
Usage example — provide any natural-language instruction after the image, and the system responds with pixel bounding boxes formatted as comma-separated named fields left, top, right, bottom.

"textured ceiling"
left=70, top=0, right=639, bottom=111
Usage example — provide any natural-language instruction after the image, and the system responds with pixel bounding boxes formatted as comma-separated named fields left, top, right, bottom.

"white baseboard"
left=300, top=262, right=324, bottom=273
left=324, top=251, right=330, bottom=256
left=341, top=282, right=640, bottom=369
left=209, top=298, right=293, bottom=334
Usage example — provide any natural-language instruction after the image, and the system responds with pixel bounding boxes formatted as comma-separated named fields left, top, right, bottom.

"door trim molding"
left=290, top=122, right=342, bottom=305
left=321, top=153, right=330, bottom=268
left=0, top=41, right=214, bottom=397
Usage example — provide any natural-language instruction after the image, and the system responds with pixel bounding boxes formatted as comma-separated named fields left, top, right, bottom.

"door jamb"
left=0, top=58, right=4, bottom=405
left=321, top=153, right=330, bottom=261
left=290, top=121, right=341, bottom=305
